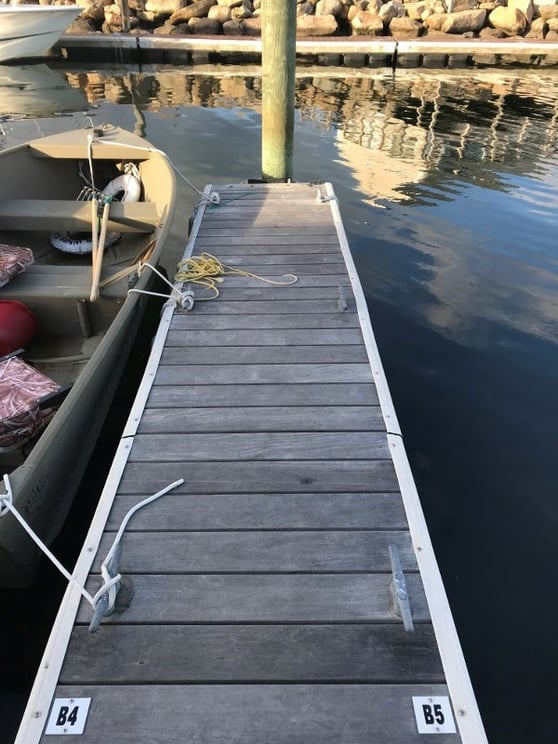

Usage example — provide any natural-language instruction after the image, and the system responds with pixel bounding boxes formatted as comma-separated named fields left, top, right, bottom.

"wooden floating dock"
left=17, top=182, right=487, bottom=742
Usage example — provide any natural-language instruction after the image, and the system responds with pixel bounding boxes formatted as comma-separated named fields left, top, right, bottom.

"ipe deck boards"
left=17, top=182, right=487, bottom=743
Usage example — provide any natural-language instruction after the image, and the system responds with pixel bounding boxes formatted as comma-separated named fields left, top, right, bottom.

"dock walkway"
left=17, top=182, right=487, bottom=743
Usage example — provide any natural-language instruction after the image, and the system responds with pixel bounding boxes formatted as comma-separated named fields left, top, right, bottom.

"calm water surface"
left=1, top=62, right=558, bottom=743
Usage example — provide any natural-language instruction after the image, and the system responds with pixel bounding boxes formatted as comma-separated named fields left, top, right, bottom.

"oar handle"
left=90, top=201, right=110, bottom=302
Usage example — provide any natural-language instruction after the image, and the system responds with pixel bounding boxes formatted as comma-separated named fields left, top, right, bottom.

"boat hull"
left=0, top=6, right=81, bottom=63
left=0, top=126, right=176, bottom=587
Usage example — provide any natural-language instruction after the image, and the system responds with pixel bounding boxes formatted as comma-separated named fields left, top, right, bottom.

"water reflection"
left=2, top=63, right=558, bottom=743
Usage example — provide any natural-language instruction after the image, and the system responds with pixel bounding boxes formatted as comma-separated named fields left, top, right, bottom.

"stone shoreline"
left=65, top=0, right=558, bottom=44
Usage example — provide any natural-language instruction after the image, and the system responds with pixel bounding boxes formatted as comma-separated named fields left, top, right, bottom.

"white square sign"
left=45, top=698, right=91, bottom=736
left=412, top=696, right=456, bottom=734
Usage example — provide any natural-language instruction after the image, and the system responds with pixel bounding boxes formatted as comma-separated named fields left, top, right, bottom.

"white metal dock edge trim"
left=325, top=181, right=488, bottom=744
left=14, top=189, right=212, bottom=744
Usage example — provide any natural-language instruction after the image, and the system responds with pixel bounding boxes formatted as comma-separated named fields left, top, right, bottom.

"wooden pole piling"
left=261, top=0, right=296, bottom=182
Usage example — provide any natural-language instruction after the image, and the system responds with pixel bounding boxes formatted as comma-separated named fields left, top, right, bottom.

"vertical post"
left=120, top=0, right=130, bottom=33
left=261, top=0, right=296, bottom=182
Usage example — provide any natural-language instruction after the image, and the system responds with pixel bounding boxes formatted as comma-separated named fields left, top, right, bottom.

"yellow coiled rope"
left=174, top=252, right=298, bottom=300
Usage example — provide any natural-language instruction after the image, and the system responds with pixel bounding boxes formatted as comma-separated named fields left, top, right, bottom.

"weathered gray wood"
left=129, top=431, right=390, bottom=461
left=147, top=383, right=379, bottom=407
left=79, top=573, right=424, bottom=623
left=169, top=313, right=360, bottom=329
left=180, top=286, right=354, bottom=301
left=42, top=684, right=456, bottom=743
left=138, top=406, right=385, bottom=433
left=160, top=345, right=368, bottom=365
left=164, top=328, right=362, bottom=347
left=62, top=624, right=443, bottom=683
left=154, top=363, right=373, bottom=385
left=92, top=530, right=416, bottom=573
left=180, top=274, right=352, bottom=288
left=198, top=226, right=338, bottom=237
left=105, top=492, right=405, bottom=531
left=35, top=182, right=467, bottom=744
left=118, top=460, right=398, bottom=494
left=174, top=299, right=351, bottom=314
left=186, top=253, right=345, bottom=266
left=195, top=236, right=339, bottom=248
left=202, top=206, right=328, bottom=221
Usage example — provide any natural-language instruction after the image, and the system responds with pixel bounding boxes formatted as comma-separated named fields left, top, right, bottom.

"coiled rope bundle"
left=174, top=252, right=298, bottom=299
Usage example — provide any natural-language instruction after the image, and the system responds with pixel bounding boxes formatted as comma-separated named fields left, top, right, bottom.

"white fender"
left=102, top=172, right=141, bottom=203
left=50, top=170, right=142, bottom=255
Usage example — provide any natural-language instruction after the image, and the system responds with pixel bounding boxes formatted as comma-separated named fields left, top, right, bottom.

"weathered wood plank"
left=91, top=530, right=416, bottom=573
left=169, top=313, right=361, bottom=329
left=198, top=226, right=338, bottom=238
left=118, top=460, right=398, bottom=494
left=105, top=492, right=405, bottom=531
left=160, top=345, right=368, bottom=365
left=181, top=286, right=354, bottom=301
left=190, top=254, right=345, bottom=267
left=154, top=363, right=373, bottom=385
left=62, top=624, right=443, bottom=683
left=138, top=406, right=385, bottom=433
left=164, top=328, right=362, bottom=347
left=195, top=236, right=340, bottom=249
left=175, top=299, right=351, bottom=314
left=180, top=275, right=352, bottom=288
left=146, top=383, right=379, bottom=407
left=78, top=573, right=425, bottom=623
left=43, top=684, right=456, bottom=743
left=202, top=207, right=328, bottom=221
left=129, top=431, right=389, bottom=461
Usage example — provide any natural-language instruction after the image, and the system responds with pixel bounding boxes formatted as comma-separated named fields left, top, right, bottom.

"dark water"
left=1, top=63, right=558, bottom=743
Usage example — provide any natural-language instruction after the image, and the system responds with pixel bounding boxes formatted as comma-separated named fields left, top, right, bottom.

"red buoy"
left=0, top=300, right=38, bottom=357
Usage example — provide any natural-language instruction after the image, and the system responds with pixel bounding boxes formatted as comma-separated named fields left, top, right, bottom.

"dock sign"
left=412, top=696, right=456, bottom=734
left=45, top=698, right=91, bottom=735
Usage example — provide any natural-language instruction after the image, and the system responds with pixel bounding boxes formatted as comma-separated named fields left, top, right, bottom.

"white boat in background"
left=0, top=4, right=81, bottom=63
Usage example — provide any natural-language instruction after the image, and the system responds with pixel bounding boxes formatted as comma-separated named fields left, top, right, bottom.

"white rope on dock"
left=0, top=473, right=184, bottom=630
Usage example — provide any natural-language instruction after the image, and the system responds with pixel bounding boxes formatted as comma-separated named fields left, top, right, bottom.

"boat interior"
left=0, top=129, right=168, bottom=470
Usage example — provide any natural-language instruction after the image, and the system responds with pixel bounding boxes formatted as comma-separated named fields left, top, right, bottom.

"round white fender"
left=50, top=171, right=142, bottom=255
left=102, top=172, right=142, bottom=203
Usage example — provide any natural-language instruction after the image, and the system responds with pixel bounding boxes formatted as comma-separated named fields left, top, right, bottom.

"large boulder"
left=389, top=15, right=424, bottom=35
left=424, top=11, right=447, bottom=28
left=169, top=0, right=217, bottom=23
left=378, top=0, right=405, bottom=24
left=296, top=12, right=338, bottom=34
left=441, top=8, right=487, bottom=31
left=208, top=4, right=230, bottom=21
left=537, top=3, right=558, bottom=19
left=508, top=0, right=534, bottom=21
left=188, top=15, right=221, bottom=31
left=445, top=0, right=479, bottom=10
left=350, top=9, right=384, bottom=33
left=315, top=0, right=344, bottom=15
left=145, top=0, right=188, bottom=13
left=489, top=5, right=528, bottom=33
left=242, top=15, right=261, bottom=33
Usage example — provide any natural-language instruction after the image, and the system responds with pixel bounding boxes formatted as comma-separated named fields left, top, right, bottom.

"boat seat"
left=0, top=199, right=157, bottom=234
left=0, top=351, right=70, bottom=451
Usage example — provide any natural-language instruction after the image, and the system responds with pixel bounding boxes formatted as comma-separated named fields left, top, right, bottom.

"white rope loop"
left=128, top=261, right=195, bottom=310
left=0, top=473, right=184, bottom=631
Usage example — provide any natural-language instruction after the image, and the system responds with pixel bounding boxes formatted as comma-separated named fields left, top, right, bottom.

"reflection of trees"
left=62, top=66, right=558, bottom=199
